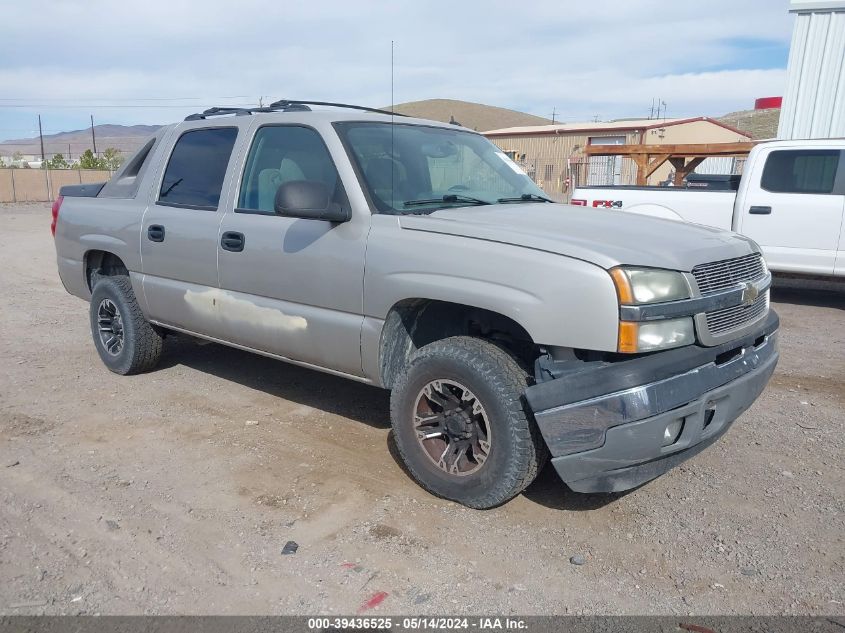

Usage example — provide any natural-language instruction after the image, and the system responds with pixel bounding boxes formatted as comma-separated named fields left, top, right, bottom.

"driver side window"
left=237, top=125, right=343, bottom=214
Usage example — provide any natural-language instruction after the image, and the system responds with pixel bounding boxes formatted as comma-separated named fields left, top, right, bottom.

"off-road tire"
left=390, top=336, right=547, bottom=509
left=89, top=275, right=163, bottom=375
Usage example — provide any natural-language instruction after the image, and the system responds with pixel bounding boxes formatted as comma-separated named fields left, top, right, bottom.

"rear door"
left=140, top=123, right=243, bottom=338
left=215, top=123, right=368, bottom=376
left=737, top=147, right=844, bottom=275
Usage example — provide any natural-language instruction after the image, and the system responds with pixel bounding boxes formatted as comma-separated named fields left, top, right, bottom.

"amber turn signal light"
left=610, top=268, right=634, bottom=304
left=618, top=321, right=640, bottom=354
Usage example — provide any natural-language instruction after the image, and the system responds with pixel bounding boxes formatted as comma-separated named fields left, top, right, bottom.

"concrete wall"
left=0, top=169, right=112, bottom=203
left=778, top=1, right=845, bottom=139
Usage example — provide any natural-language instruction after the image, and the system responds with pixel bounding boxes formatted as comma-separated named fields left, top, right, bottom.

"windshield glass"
left=335, top=122, right=549, bottom=214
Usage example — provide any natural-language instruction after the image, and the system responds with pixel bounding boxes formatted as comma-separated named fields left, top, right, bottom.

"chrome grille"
left=692, top=253, right=766, bottom=295
left=704, top=291, right=770, bottom=336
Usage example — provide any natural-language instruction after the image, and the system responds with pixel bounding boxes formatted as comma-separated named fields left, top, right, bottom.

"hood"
left=398, top=203, right=757, bottom=271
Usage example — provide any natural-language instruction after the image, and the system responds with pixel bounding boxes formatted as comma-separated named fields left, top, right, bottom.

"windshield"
left=335, top=122, right=549, bottom=214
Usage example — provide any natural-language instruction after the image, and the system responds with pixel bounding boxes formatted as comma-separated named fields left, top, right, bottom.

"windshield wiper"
left=160, top=177, right=183, bottom=198
left=497, top=193, right=554, bottom=203
left=403, top=194, right=491, bottom=208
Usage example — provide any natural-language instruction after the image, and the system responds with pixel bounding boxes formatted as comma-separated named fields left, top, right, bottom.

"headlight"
left=610, top=267, right=690, bottom=304
left=618, top=317, right=695, bottom=353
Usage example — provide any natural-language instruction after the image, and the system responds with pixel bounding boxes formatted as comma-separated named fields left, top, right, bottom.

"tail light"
left=570, top=198, right=587, bottom=206
left=50, top=195, right=63, bottom=237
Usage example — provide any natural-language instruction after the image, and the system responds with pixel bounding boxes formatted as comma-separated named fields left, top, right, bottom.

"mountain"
left=385, top=99, right=552, bottom=131
left=0, top=124, right=161, bottom=159
left=0, top=102, right=781, bottom=161
left=717, top=108, right=780, bottom=140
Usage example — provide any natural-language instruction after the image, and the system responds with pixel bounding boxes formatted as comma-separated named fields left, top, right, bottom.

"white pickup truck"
left=572, top=139, right=845, bottom=278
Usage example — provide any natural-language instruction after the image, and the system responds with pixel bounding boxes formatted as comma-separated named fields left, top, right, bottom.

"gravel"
left=0, top=203, right=842, bottom=616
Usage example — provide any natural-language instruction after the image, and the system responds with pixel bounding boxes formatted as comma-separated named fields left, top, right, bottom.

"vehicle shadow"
left=158, top=334, right=391, bottom=429
left=522, top=465, right=630, bottom=511
left=385, top=431, right=618, bottom=511
left=771, top=278, right=845, bottom=310
left=160, top=334, right=623, bottom=512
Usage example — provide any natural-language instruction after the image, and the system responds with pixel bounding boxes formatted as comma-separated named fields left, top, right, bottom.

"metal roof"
left=484, top=117, right=750, bottom=137
left=789, top=0, right=845, bottom=12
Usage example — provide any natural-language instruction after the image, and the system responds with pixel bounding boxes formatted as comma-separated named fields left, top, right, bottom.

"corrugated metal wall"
left=778, top=2, right=845, bottom=139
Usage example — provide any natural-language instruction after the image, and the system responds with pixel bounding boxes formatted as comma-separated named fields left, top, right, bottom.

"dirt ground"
left=1, top=203, right=842, bottom=616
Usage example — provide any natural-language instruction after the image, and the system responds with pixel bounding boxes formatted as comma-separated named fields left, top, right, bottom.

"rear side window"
left=760, top=150, right=840, bottom=194
left=99, top=135, right=160, bottom=199
left=159, top=127, right=238, bottom=209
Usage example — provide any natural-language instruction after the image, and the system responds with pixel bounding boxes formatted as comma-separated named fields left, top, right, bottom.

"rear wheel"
left=89, top=275, right=163, bottom=375
left=390, top=336, right=546, bottom=509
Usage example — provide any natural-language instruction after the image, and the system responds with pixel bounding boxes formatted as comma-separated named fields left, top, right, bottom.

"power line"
left=0, top=103, right=257, bottom=109
left=0, top=96, right=250, bottom=102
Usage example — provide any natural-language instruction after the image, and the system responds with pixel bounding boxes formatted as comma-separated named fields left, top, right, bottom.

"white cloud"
left=0, top=0, right=794, bottom=132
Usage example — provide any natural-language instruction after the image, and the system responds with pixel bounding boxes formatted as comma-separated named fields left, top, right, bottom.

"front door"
left=216, top=124, right=368, bottom=377
left=738, top=147, right=844, bottom=275
left=141, top=124, right=243, bottom=339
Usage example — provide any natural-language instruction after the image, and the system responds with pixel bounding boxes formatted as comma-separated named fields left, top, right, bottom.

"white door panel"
left=835, top=203, right=845, bottom=277
left=737, top=148, right=843, bottom=275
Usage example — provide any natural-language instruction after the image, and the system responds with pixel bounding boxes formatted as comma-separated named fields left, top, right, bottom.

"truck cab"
left=734, top=139, right=845, bottom=276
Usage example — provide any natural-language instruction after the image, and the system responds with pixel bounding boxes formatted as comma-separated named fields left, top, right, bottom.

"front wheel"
left=89, top=275, right=163, bottom=375
left=390, top=336, right=547, bottom=509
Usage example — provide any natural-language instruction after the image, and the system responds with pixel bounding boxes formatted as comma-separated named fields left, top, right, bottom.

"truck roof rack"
left=185, top=100, right=406, bottom=121
left=268, top=100, right=405, bottom=117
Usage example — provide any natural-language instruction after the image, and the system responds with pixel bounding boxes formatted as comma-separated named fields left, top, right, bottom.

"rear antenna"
left=391, top=40, right=395, bottom=206
left=391, top=40, right=395, bottom=116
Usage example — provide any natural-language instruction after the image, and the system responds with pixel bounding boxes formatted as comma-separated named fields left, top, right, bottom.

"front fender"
left=364, top=218, right=620, bottom=354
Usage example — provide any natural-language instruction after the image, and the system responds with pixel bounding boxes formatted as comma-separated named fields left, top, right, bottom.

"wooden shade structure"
left=583, top=142, right=757, bottom=186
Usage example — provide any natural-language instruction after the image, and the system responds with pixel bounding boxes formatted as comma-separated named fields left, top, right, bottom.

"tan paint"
left=0, top=168, right=113, bottom=203
left=485, top=119, right=753, bottom=195
left=642, top=121, right=751, bottom=184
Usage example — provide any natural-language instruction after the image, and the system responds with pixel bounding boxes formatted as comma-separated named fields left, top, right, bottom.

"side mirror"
left=274, top=180, right=350, bottom=222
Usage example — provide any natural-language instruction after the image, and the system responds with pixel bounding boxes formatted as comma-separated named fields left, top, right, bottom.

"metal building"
left=778, top=0, right=845, bottom=139
left=484, top=118, right=750, bottom=200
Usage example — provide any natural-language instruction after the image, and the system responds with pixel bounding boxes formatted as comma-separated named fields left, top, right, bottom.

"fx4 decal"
left=592, top=200, right=623, bottom=209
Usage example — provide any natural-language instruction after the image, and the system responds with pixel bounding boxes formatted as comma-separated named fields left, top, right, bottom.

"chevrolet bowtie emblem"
left=742, top=282, right=759, bottom=306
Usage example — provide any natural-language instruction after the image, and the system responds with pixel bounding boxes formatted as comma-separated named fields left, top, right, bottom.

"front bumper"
left=525, top=310, right=779, bottom=493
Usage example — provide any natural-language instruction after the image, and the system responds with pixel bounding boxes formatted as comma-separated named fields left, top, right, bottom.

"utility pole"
left=90, top=115, right=98, bottom=156
left=38, top=115, right=45, bottom=162
left=550, top=107, right=557, bottom=124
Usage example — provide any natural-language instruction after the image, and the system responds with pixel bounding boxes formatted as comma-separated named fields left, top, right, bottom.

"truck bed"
left=571, top=186, right=736, bottom=231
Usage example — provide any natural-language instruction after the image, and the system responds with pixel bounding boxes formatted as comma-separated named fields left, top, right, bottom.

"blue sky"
left=0, top=1, right=794, bottom=141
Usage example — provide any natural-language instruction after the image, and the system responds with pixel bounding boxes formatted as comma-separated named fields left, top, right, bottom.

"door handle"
left=221, top=231, right=245, bottom=252
left=147, top=224, right=165, bottom=242
left=749, top=206, right=772, bottom=215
